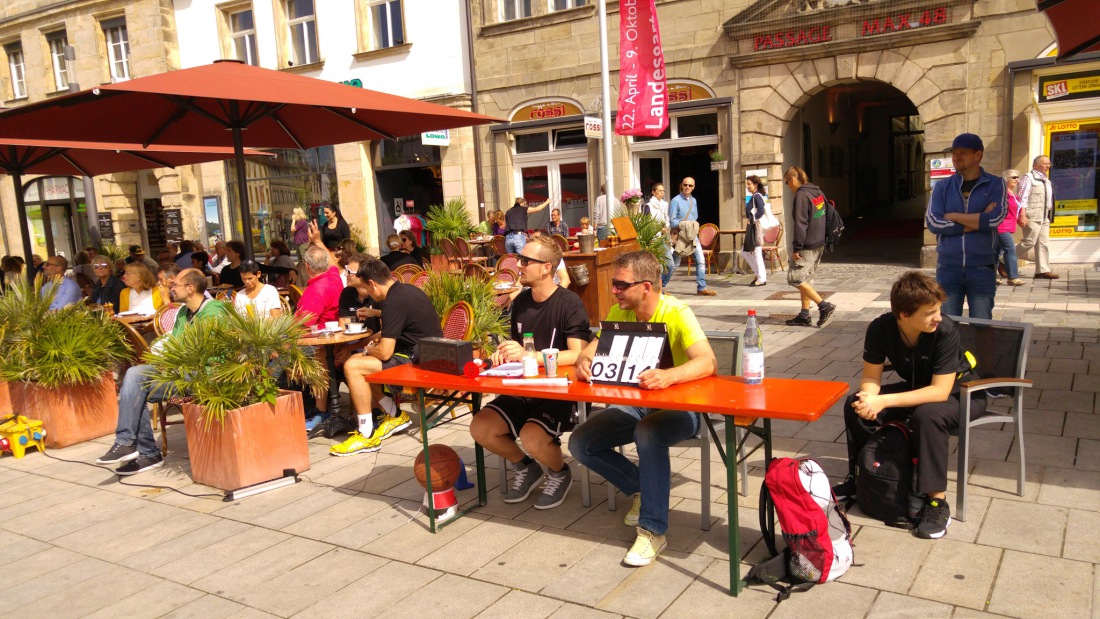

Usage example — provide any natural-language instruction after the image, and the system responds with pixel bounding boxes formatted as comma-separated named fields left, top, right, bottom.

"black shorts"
left=382, top=353, right=412, bottom=398
left=484, top=395, right=575, bottom=440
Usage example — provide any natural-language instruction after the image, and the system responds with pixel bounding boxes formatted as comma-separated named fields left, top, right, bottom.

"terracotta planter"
left=182, top=391, right=310, bottom=491
left=0, top=381, right=17, bottom=416
left=430, top=252, right=451, bottom=273
left=13, top=374, right=118, bottom=448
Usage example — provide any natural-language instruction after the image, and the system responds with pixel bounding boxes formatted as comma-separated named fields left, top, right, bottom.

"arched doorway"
left=783, top=81, right=926, bottom=265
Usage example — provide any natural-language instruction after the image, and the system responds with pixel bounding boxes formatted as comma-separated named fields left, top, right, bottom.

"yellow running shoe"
left=329, top=431, right=381, bottom=457
left=375, top=411, right=412, bottom=440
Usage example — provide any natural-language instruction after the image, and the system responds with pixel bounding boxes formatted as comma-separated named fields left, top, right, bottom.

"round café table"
left=299, top=329, right=373, bottom=418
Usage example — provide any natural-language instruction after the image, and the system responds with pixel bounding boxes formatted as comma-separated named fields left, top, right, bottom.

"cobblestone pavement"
left=1, top=259, right=1097, bottom=619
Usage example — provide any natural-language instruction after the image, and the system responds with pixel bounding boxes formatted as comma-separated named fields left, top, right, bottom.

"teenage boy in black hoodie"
left=783, top=166, right=837, bottom=327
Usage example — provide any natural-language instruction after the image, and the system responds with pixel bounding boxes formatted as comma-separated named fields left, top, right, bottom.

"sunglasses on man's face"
left=517, top=255, right=549, bottom=267
left=610, top=279, right=650, bottom=292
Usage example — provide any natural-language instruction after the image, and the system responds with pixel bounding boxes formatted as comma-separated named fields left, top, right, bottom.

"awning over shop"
left=1038, top=0, right=1100, bottom=62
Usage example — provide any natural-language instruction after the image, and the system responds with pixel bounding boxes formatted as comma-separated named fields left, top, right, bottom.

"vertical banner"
left=615, top=0, right=668, bottom=137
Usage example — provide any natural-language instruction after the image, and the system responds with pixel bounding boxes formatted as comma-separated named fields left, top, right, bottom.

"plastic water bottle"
left=522, top=333, right=539, bottom=378
left=743, top=310, right=764, bottom=384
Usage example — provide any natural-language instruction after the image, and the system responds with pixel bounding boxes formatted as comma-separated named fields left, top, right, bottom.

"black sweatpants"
left=843, top=382, right=986, bottom=495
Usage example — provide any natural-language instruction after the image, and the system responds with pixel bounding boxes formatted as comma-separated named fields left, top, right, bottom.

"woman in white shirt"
left=645, top=183, right=673, bottom=280
left=119, top=263, right=159, bottom=315
left=234, top=260, right=283, bottom=319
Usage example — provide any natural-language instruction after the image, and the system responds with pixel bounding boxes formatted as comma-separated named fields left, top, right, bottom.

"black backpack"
left=824, top=199, right=845, bottom=252
left=856, top=421, right=913, bottom=527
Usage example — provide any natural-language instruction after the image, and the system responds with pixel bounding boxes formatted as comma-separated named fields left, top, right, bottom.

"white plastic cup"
left=542, top=348, right=559, bottom=377
left=325, top=321, right=340, bottom=332
left=346, top=323, right=364, bottom=333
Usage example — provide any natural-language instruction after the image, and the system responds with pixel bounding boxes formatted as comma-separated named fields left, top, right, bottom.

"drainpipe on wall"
left=464, top=2, right=487, bottom=222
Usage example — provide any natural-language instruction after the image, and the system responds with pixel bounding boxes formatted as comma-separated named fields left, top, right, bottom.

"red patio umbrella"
left=0, top=138, right=271, bottom=281
left=1038, top=0, right=1100, bottom=61
left=0, top=60, right=501, bottom=258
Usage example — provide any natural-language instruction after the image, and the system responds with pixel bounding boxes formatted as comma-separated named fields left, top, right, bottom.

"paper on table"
left=481, top=362, right=524, bottom=377
left=115, top=310, right=141, bottom=316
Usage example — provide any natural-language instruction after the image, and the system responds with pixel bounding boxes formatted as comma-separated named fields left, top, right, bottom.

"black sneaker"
left=817, top=301, right=837, bottom=327
left=831, top=475, right=857, bottom=501
left=914, top=497, right=951, bottom=539
left=308, top=414, right=357, bottom=439
left=785, top=313, right=814, bottom=327
left=96, top=443, right=138, bottom=465
left=116, top=453, right=164, bottom=476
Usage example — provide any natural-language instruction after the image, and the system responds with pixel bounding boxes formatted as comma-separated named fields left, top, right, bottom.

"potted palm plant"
left=0, top=278, right=130, bottom=447
left=613, top=207, right=673, bottom=276
left=422, top=271, right=508, bottom=353
left=144, top=311, right=328, bottom=490
left=424, top=198, right=475, bottom=271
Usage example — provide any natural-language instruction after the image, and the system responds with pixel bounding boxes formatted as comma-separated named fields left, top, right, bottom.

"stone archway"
left=736, top=40, right=971, bottom=194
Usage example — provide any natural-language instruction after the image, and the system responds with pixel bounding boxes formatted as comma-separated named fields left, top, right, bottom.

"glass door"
left=48, top=204, right=75, bottom=259
left=634, top=151, right=669, bottom=205
left=516, top=158, right=589, bottom=231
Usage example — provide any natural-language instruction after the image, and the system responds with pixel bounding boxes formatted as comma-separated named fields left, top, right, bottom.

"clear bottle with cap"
left=743, top=309, right=764, bottom=384
left=521, top=333, right=539, bottom=378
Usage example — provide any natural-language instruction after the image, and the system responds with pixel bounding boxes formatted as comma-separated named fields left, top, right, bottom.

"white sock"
left=358, top=414, right=374, bottom=436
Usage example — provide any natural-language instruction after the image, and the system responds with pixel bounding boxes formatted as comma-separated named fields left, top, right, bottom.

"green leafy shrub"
left=421, top=271, right=507, bottom=352
left=613, top=207, right=673, bottom=274
left=144, top=310, right=328, bottom=427
left=0, top=277, right=131, bottom=388
left=424, top=198, right=475, bottom=254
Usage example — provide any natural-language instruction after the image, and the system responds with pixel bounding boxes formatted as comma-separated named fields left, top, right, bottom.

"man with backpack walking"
left=783, top=166, right=837, bottom=327
left=925, top=133, right=1006, bottom=319
left=831, top=271, right=983, bottom=540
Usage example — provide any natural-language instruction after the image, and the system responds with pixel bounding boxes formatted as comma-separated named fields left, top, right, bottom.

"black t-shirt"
left=863, top=313, right=970, bottom=391
left=509, top=286, right=591, bottom=351
left=960, top=178, right=979, bottom=210
left=378, top=282, right=443, bottom=357
left=505, top=204, right=530, bottom=233
left=381, top=251, right=419, bottom=270
left=219, top=265, right=244, bottom=287
left=338, top=286, right=380, bottom=333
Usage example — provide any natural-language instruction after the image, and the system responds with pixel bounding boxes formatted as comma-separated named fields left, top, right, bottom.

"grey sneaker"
left=817, top=301, right=837, bottom=327
left=96, top=442, right=138, bottom=465
left=503, top=460, right=544, bottom=504
left=534, top=464, right=572, bottom=510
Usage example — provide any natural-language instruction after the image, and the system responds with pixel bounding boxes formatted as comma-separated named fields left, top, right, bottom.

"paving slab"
left=159, top=593, right=247, bottom=619
left=977, top=499, right=1068, bottom=556
left=477, top=589, right=564, bottom=619
left=840, top=525, right=933, bottom=593
left=81, top=579, right=206, bottom=619
left=987, top=550, right=1093, bottom=619
left=594, top=549, right=714, bottom=619
left=31, top=562, right=162, bottom=619
left=374, top=572, right=507, bottom=619
left=418, top=516, right=539, bottom=576
left=471, top=527, right=603, bottom=592
left=153, top=525, right=291, bottom=585
left=190, top=536, right=334, bottom=596
left=908, top=539, right=1002, bottom=611
left=865, top=591, right=955, bottom=618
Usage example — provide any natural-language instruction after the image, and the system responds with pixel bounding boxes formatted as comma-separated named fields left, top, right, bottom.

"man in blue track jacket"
left=925, top=133, right=1006, bottom=319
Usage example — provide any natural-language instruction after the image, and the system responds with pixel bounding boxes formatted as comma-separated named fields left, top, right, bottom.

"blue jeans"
left=996, top=232, right=1019, bottom=279
left=936, top=264, right=996, bottom=319
left=568, top=405, right=699, bottom=535
left=660, top=242, right=675, bottom=288
left=505, top=231, right=527, bottom=254
left=668, top=242, right=707, bottom=290
left=596, top=225, right=609, bottom=241
left=115, top=364, right=173, bottom=458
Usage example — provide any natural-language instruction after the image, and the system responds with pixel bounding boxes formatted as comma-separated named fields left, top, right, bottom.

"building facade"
left=0, top=0, right=201, bottom=259
left=173, top=0, right=481, bottom=254
left=470, top=0, right=1094, bottom=264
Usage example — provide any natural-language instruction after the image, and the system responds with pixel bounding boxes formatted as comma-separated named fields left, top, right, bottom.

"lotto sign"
left=590, top=322, right=673, bottom=387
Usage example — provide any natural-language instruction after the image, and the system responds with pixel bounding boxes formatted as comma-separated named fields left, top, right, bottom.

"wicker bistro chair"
left=153, top=303, right=182, bottom=337
left=410, top=270, right=431, bottom=287
left=439, top=237, right=459, bottom=271
left=551, top=234, right=569, bottom=254
left=495, top=253, right=520, bottom=274
left=463, top=263, right=491, bottom=282
left=454, top=237, right=489, bottom=267
left=490, top=268, right=519, bottom=311
left=761, top=224, right=785, bottom=272
left=393, top=264, right=424, bottom=283
left=441, top=300, right=475, bottom=341
left=696, top=223, right=720, bottom=274
left=287, top=284, right=304, bottom=311
left=951, top=316, right=1033, bottom=522
left=490, top=235, right=507, bottom=257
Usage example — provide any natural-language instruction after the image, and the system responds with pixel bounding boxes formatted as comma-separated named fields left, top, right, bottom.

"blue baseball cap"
left=950, top=133, right=984, bottom=151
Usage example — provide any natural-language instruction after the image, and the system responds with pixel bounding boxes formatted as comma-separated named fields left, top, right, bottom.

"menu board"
left=97, top=212, right=115, bottom=242
left=163, top=209, right=183, bottom=242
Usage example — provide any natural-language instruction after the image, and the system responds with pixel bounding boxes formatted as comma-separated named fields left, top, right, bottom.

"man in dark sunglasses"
left=666, top=177, right=715, bottom=295
left=470, top=236, right=590, bottom=510
left=570, top=251, right=717, bottom=567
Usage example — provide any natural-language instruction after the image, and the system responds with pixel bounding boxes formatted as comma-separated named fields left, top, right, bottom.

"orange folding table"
left=365, top=364, right=847, bottom=595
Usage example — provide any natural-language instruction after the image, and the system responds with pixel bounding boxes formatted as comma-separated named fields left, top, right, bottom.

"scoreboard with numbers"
left=590, top=322, right=673, bottom=386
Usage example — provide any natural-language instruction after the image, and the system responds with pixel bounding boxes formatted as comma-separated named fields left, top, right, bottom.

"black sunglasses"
left=1009, top=176, right=1020, bottom=179
left=517, top=255, right=549, bottom=267
left=611, top=279, right=651, bottom=291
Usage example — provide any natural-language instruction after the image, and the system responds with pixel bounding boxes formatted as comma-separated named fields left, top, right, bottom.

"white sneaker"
left=623, top=527, right=666, bottom=567
left=624, top=493, right=641, bottom=526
